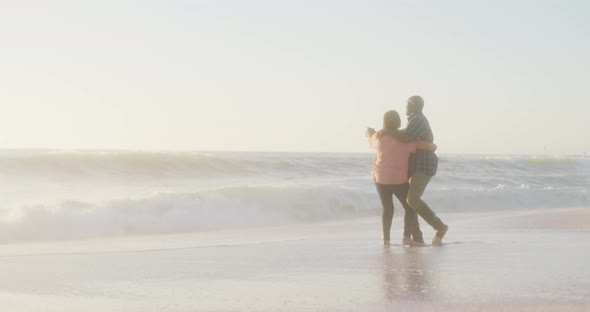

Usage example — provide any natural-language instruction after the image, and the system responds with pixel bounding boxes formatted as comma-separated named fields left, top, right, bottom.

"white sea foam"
left=0, top=150, right=588, bottom=241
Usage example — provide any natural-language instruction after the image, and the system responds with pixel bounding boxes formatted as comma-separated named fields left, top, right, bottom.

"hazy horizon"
left=1, top=0, right=589, bottom=155
left=1, top=147, right=589, bottom=157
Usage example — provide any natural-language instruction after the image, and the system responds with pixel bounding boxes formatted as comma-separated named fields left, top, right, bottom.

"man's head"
left=406, top=95, right=424, bottom=116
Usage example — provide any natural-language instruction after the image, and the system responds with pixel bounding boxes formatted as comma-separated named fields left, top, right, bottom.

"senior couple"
left=366, top=95, right=448, bottom=247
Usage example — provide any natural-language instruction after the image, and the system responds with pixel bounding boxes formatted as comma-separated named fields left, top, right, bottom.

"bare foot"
left=432, top=224, right=449, bottom=246
left=402, top=237, right=427, bottom=247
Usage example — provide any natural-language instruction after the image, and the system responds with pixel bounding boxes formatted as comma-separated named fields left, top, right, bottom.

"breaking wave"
left=0, top=150, right=588, bottom=241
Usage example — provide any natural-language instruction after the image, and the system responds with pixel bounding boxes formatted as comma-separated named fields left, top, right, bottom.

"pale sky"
left=1, top=0, right=588, bottom=154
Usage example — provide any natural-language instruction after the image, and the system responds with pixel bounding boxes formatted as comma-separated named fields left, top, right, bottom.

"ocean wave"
left=0, top=150, right=371, bottom=181
left=0, top=151, right=249, bottom=179
left=1, top=151, right=588, bottom=180
left=0, top=150, right=588, bottom=241
left=0, top=184, right=375, bottom=241
left=1, top=182, right=588, bottom=241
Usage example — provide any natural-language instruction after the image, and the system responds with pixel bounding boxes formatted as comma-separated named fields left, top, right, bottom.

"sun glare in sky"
left=1, top=0, right=588, bottom=154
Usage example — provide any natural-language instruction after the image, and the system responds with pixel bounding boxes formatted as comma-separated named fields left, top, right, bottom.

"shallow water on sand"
left=0, top=209, right=589, bottom=311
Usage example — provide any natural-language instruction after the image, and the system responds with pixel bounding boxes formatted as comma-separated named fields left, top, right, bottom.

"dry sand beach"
left=1, top=208, right=588, bottom=312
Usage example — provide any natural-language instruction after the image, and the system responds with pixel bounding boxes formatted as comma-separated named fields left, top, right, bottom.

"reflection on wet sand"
left=381, top=247, right=436, bottom=302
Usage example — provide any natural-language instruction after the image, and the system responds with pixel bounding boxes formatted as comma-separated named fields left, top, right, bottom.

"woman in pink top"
left=366, top=110, right=437, bottom=247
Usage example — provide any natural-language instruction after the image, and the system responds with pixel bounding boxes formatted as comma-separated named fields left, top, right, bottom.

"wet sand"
left=1, top=208, right=589, bottom=311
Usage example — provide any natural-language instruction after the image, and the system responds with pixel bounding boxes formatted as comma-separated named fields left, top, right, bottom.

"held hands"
left=365, top=127, right=376, bottom=137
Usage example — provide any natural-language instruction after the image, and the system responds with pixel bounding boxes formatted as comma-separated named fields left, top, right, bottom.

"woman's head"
left=376, top=110, right=407, bottom=141
left=382, top=110, right=401, bottom=131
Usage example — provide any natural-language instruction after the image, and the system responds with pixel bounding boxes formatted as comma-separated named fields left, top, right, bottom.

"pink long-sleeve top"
left=370, top=133, right=417, bottom=185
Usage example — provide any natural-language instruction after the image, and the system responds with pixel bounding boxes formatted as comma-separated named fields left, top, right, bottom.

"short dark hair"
left=408, top=95, right=424, bottom=112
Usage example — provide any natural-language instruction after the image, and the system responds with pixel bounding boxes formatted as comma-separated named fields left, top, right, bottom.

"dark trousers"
left=375, top=182, right=423, bottom=242
left=407, top=172, right=445, bottom=231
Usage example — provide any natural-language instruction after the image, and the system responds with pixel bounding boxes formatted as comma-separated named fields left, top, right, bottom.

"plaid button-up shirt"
left=406, top=112, right=438, bottom=176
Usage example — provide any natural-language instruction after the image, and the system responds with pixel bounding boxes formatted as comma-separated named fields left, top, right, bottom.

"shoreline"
left=0, top=207, right=589, bottom=311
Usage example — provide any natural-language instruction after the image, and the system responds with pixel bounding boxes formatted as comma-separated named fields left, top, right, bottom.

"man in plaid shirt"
left=404, top=95, right=448, bottom=246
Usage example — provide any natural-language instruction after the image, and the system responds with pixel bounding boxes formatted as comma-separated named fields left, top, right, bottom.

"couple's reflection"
left=381, top=247, right=436, bottom=302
